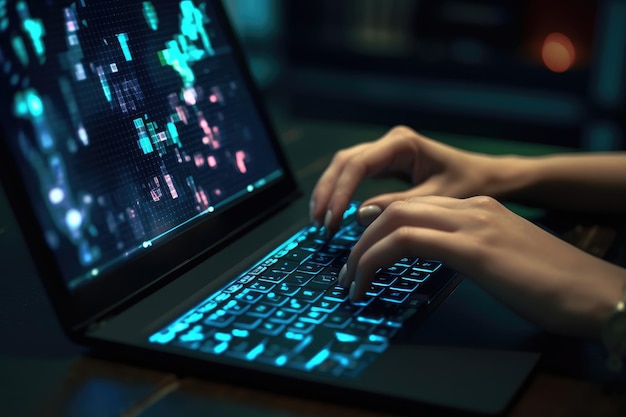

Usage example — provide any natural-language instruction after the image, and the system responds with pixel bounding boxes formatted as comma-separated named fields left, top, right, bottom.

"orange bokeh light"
left=541, top=32, right=575, bottom=73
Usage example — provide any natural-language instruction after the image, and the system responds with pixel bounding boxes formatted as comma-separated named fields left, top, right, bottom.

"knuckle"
left=468, top=195, right=497, bottom=207
left=392, top=226, right=417, bottom=247
left=388, top=125, right=414, bottom=137
left=468, top=195, right=500, bottom=210
left=332, top=149, right=351, bottom=164
left=385, top=200, right=409, bottom=218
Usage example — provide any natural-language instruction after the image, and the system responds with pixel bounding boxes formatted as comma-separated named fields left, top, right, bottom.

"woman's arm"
left=488, top=153, right=626, bottom=213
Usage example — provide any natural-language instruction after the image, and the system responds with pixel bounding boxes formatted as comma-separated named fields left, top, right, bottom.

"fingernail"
left=338, top=264, right=348, bottom=287
left=323, top=209, right=332, bottom=236
left=349, top=281, right=358, bottom=300
left=309, top=198, right=320, bottom=228
left=358, top=205, right=382, bottom=226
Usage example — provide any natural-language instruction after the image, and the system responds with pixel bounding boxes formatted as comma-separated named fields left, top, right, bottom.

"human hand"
left=310, top=126, right=502, bottom=236
left=337, top=195, right=626, bottom=340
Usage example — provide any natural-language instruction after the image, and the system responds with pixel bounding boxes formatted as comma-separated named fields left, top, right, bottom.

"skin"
left=310, top=125, right=626, bottom=340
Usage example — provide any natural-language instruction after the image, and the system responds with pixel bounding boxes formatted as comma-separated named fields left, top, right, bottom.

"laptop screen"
left=0, top=1, right=290, bottom=296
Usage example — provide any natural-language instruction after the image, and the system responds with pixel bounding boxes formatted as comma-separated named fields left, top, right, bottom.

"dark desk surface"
left=2, top=112, right=626, bottom=417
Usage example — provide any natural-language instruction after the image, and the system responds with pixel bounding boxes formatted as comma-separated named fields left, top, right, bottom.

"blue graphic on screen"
left=0, top=0, right=283, bottom=289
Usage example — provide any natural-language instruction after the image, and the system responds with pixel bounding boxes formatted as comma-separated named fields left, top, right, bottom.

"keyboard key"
left=309, top=253, right=333, bottom=265
left=225, top=331, right=267, bottom=361
left=324, top=287, right=349, bottom=302
left=331, top=331, right=362, bottom=355
left=299, top=310, right=328, bottom=324
left=256, top=321, right=285, bottom=336
left=413, top=260, right=442, bottom=272
left=235, top=289, right=263, bottom=304
left=380, top=288, right=409, bottom=304
left=256, top=332, right=312, bottom=366
left=295, top=288, right=323, bottom=303
left=260, top=291, right=288, bottom=307
left=323, top=311, right=353, bottom=329
left=405, top=269, right=429, bottom=281
left=269, top=310, right=297, bottom=324
left=297, top=262, right=324, bottom=275
left=396, top=257, right=417, bottom=267
left=282, top=298, right=309, bottom=314
left=386, top=306, right=420, bottom=328
left=371, top=274, right=397, bottom=286
left=310, top=299, right=340, bottom=313
left=204, top=310, right=235, bottom=328
left=222, top=299, right=250, bottom=315
left=365, top=285, right=384, bottom=296
left=233, top=314, right=261, bottom=330
left=283, top=273, right=312, bottom=286
left=288, top=320, right=316, bottom=334
left=284, top=248, right=313, bottom=263
left=310, top=274, right=337, bottom=288
left=286, top=328, right=334, bottom=371
left=380, top=265, right=407, bottom=275
left=274, top=282, right=301, bottom=296
left=247, top=304, right=275, bottom=318
left=258, top=270, right=288, bottom=283
left=273, top=259, right=299, bottom=273
left=390, top=278, right=419, bottom=292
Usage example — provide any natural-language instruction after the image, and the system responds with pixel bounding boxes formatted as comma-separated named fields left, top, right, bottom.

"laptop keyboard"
left=149, top=202, right=457, bottom=378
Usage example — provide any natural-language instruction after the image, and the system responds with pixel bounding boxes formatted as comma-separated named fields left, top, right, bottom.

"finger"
left=309, top=144, right=369, bottom=228
left=351, top=226, right=468, bottom=300
left=358, top=191, right=452, bottom=226
left=343, top=200, right=462, bottom=291
left=324, top=139, right=419, bottom=234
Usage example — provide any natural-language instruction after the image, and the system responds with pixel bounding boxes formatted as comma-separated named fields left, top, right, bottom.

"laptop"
left=0, top=1, right=539, bottom=415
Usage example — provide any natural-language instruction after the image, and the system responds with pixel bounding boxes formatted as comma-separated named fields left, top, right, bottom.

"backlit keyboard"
left=149, top=202, right=457, bottom=378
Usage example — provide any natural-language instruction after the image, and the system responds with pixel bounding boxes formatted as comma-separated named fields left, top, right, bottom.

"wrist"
left=482, top=155, right=536, bottom=201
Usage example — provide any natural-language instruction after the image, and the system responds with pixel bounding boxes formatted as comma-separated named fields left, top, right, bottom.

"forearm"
left=488, top=153, right=626, bottom=213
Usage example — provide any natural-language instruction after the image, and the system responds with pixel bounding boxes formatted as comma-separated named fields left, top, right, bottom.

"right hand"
left=310, top=125, right=503, bottom=235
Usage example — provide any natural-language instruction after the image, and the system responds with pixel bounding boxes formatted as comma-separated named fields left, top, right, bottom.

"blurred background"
left=222, top=0, right=626, bottom=151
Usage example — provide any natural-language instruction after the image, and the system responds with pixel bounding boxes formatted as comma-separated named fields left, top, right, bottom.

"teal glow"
left=214, top=332, right=231, bottom=342
left=159, top=40, right=195, bottom=86
left=232, top=328, right=249, bottom=338
left=11, top=35, right=29, bottom=66
left=139, top=137, right=153, bottom=154
left=116, top=33, right=132, bottom=61
left=246, top=343, right=264, bottom=361
left=180, top=1, right=215, bottom=56
left=335, top=332, right=359, bottom=343
left=214, top=341, right=228, bottom=354
left=134, top=117, right=154, bottom=154
left=26, top=90, right=43, bottom=117
left=180, top=332, right=204, bottom=342
left=166, top=121, right=181, bottom=146
left=23, top=18, right=46, bottom=63
left=13, top=92, right=29, bottom=117
left=1, top=0, right=7, bottom=32
left=142, top=1, right=159, bottom=30
left=96, top=67, right=112, bottom=102
left=305, top=348, right=330, bottom=370
left=14, top=89, right=45, bottom=120
left=159, top=1, right=215, bottom=87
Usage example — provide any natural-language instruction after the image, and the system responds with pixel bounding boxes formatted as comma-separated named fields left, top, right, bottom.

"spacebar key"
left=285, top=327, right=334, bottom=371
